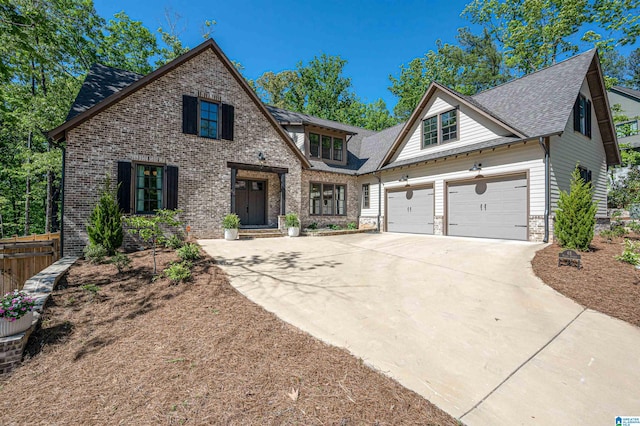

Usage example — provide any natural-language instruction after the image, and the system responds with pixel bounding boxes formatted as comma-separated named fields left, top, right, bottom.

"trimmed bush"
left=177, top=243, right=200, bottom=261
left=555, top=167, right=598, bottom=251
left=87, top=176, right=123, bottom=255
left=347, top=222, right=357, bottom=230
left=164, top=234, right=184, bottom=249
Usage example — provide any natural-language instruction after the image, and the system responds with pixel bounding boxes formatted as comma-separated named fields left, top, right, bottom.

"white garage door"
left=387, top=187, right=434, bottom=234
left=447, top=175, right=528, bottom=240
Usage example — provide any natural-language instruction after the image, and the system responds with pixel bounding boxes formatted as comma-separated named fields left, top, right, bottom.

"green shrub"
left=347, top=222, right=357, bottom=230
left=329, top=224, right=342, bottom=230
left=164, top=234, right=184, bottom=249
left=177, top=243, right=200, bottom=261
left=84, top=244, right=108, bottom=264
left=222, top=213, right=241, bottom=229
left=109, top=252, right=131, bottom=274
left=86, top=176, right=123, bottom=255
left=307, top=222, right=318, bottom=230
left=284, top=213, right=300, bottom=228
left=555, top=167, right=598, bottom=251
left=615, top=239, right=640, bottom=265
left=81, top=284, right=101, bottom=295
left=164, top=261, right=192, bottom=284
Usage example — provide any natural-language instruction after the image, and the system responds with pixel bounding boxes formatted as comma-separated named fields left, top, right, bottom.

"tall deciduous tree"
left=389, top=28, right=508, bottom=119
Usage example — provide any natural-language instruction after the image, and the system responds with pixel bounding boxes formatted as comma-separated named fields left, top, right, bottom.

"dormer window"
left=422, top=108, right=458, bottom=148
left=308, top=131, right=346, bottom=163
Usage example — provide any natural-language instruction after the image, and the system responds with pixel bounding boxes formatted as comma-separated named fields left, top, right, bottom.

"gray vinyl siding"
left=550, top=79, right=608, bottom=217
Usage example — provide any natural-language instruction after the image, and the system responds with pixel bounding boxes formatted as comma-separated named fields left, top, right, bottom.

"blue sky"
left=92, top=0, right=628, bottom=111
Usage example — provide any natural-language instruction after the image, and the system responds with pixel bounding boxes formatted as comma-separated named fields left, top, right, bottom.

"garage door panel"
left=387, top=188, right=434, bottom=234
left=447, top=175, right=527, bottom=241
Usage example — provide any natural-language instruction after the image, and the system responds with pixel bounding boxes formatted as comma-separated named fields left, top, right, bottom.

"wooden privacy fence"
left=0, top=233, right=60, bottom=295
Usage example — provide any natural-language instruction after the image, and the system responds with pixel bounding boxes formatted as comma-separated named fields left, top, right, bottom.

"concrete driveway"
left=200, top=233, right=640, bottom=425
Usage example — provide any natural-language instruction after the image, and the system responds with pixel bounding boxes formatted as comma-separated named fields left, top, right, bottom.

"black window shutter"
left=586, top=99, right=592, bottom=138
left=182, top=95, right=198, bottom=135
left=166, top=165, right=179, bottom=210
left=573, top=96, right=580, bottom=132
left=221, top=103, right=234, bottom=141
left=117, top=161, right=132, bottom=214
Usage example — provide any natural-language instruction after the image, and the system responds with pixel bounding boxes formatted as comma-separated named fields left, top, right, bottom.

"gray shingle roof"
left=357, top=123, right=405, bottom=174
left=265, top=105, right=372, bottom=136
left=611, top=86, right=640, bottom=101
left=66, top=63, right=142, bottom=121
left=472, top=50, right=596, bottom=137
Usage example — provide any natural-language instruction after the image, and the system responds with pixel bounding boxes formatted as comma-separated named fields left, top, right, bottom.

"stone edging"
left=0, top=256, right=77, bottom=375
left=301, top=229, right=374, bottom=237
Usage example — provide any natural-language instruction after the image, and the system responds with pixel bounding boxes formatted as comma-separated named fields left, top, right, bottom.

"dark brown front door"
left=235, top=180, right=266, bottom=226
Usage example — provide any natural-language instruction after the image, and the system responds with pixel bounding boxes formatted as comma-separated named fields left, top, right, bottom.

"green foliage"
left=254, top=54, right=397, bottom=131
left=555, top=168, right=598, bottom=251
left=86, top=176, right=123, bottom=255
left=615, top=239, right=640, bottom=265
left=629, top=221, right=640, bottom=233
left=599, top=229, right=616, bottom=242
left=608, top=166, right=640, bottom=208
left=307, top=222, right=318, bottom=230
left=222, top=213, right=240, bottom=229
left=83, top=244, right=108, bottom=264
left=611, top=222, right=629, bottom=237
left=329, top=224, right=342, bottom=231
left=284, top=213, right=300, bottom=228
left=164, top=261, right=192, bottom=284
left=124, top=209, right=183, bottom=274
left=81, top=284, right=101, bottom=295
left=389, top=28, right=508, bottom=119
left=163, top=233, right=184, bottom=249
left=109, top=252, right=131, bottom=274
left=347, top=222, right=357, bottom=230
left=177, top=243, right=200, bottom=261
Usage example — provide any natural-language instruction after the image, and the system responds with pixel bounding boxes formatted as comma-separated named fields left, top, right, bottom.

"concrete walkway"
left=200, top=233, right=640, bottom=425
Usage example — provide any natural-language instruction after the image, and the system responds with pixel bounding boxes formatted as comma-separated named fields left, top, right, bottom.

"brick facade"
left=63, top=47, right=303, bottom=256
left=300, top=170, right=359, bottom=229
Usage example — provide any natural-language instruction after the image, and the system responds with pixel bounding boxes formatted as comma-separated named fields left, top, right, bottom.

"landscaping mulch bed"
left=532, top=237, right=640, bottom=327
left=0, top=248, right=455, bottom=425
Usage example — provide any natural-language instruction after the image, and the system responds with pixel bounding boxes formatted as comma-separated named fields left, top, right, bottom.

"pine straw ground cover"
left=0, top=248, right=456, bottom=425
left=532, top=236, right=640, bottom=327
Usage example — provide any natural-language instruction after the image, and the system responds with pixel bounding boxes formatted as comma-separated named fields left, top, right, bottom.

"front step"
left=238, top=228, right=284, bottom=239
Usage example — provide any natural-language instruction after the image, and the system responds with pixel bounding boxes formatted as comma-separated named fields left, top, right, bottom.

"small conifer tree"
left=87, top=176, right=123, bottom=255
left=555, top=167, right=598, bottom=251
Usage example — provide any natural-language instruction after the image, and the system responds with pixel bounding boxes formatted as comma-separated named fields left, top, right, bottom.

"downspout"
left=60, top=144, right=66, bottom=257
left=538, top=136, right=550, bottom=243
left=375, top=172, right=382, bottom=232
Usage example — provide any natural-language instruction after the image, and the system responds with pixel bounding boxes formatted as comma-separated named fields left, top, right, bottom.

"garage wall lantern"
left=469, top=163, right=482, bottom=172
left=257, top=151, right=266, bottom=165
left=399, top=174, right=410, bottom=187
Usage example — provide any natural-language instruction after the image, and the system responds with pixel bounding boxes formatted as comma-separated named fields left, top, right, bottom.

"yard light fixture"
left=257, top=151, right=266, bottom=164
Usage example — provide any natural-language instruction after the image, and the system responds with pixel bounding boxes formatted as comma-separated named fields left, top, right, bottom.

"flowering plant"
left=0, top=290, right=35, bottom=322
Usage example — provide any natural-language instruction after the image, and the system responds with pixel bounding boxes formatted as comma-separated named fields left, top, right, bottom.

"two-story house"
left=49, top=39, right=619, bottom=256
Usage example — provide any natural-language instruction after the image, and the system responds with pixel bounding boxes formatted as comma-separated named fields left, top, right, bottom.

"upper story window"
left=573, top=94, right=592, bottom=138
left=422, top=108, right=458, bottom=148
left=308, top=131, right=346, bottom=163
left=182, top=95, right=234, bottom=141
left=199, top=100, right=219, bottom=139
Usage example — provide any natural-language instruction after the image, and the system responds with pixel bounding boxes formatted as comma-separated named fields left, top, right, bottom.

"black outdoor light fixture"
left=399, top=174, right=410, bottom=187
left=469, top=162, right=482, bottom=172
left=257, top=151, right=266, bottom=164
